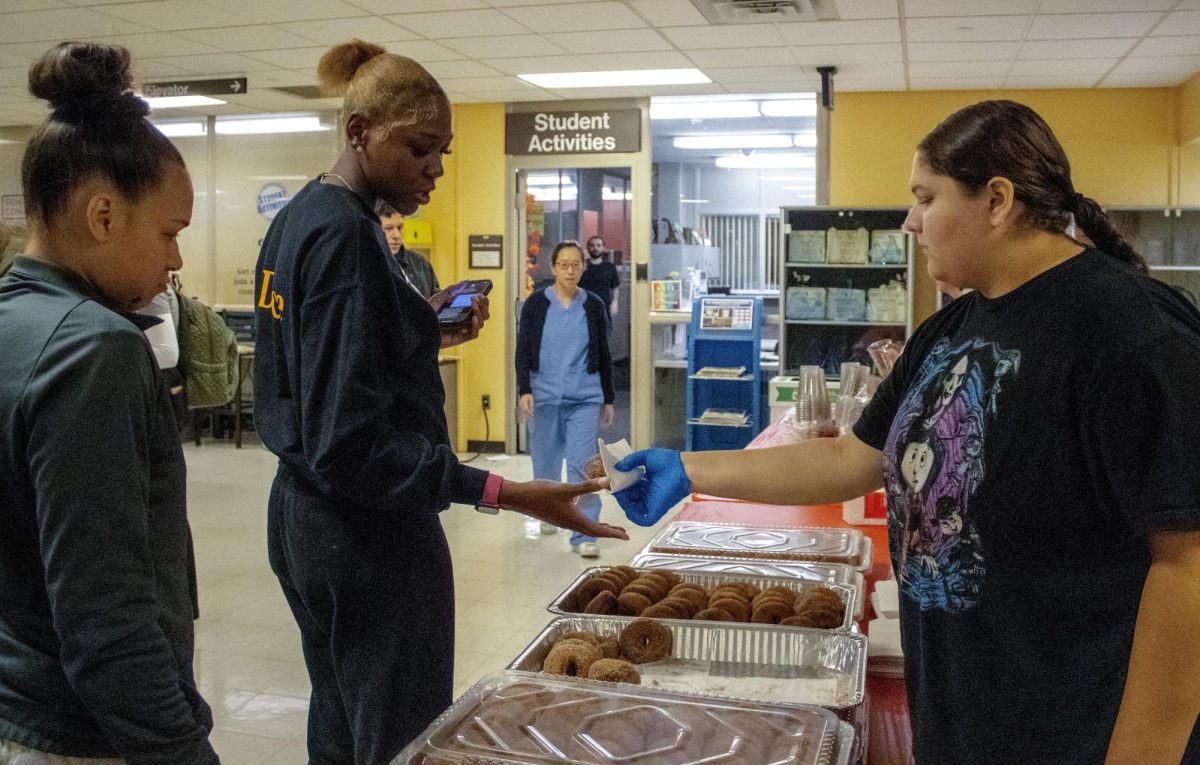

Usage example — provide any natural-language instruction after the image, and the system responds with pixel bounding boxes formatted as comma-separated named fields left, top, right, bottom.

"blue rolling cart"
left=686, top=296, right=763, bottom=451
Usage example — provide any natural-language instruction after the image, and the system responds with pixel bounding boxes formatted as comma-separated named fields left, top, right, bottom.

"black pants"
left=267, top=468, right=455, bottom=765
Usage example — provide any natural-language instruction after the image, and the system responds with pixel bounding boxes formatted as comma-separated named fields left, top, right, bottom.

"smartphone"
left=437, top=279, right=492, bottom=327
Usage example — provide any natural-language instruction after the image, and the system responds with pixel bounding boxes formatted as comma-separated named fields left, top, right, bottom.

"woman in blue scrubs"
left=517, top=241, right=615, bottom=557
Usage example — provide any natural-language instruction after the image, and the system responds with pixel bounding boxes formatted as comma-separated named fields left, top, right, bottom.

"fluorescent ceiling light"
left=759, top=99, right=817, bottom=117
left=673, top=134, right=792, bottom=150
left=142, top=95, right=226, bottom=109
left=715, top=153, right=815, bottom=169
left=651, top=101, right=760, bottom=120
left=154, top=121, right=206, bottom=137
left=215, top=115, right=330, bottom=135
left=793, top=133, right=817, bottom=148
left=519, top=68, right=709, bottom=89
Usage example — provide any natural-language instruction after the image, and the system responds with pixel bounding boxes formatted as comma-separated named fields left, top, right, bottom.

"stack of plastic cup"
left=794, top=365, right=834, bottom=438
left=835, top=362, right=870, bottom=435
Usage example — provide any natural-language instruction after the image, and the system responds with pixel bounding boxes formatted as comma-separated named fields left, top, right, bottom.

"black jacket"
left=516, top=287, right=614, bottom=404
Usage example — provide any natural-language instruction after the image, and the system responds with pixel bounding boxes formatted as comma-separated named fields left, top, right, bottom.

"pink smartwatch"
left=475, top=473, right=503, bottom=515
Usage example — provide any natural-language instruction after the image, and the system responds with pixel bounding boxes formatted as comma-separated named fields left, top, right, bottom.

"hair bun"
left=317, top=39, right=387, bottom=96
left=29, top=42, right=136, bottom=112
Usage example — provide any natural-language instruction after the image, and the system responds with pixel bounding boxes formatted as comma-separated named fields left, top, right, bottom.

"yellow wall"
left=422, top=102, right=508, bottom=448
left=1180, top=73, right=1200, bottom=146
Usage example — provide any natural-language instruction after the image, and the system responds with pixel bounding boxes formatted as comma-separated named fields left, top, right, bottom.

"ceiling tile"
left=383, top=40, right=467, bottom=62
left=388, top=9, right=530, bottom=38
left=243, top=46, right=328, bottom=70
left=1151, top=10, right=1200, bottom=36
left=206, top=0, right=368, bottom=23
left=907, top=41, right=1021, bottom=61
left=480, top=55, right=590, bottom=75
left=133, top=60, right=195, bottom=79
left=660, top=24, right=786, bottom=49
left=548, top=82, right=722, bottom=99
left=1108, top=55, right=1200, bottom=76
left=348, top=0, right=484, bottom=10
left=501, top=2, right=644, bottom=33
left=435, top=74, right=541, bottom=92
left=1027, top=12, right=1160, bottom=40
left=687, top=47, right=795, bottom=68
left=1016, top=38, right=1136, bottom=59
left=243, top=69, right=316, bottom=88
left=626, top=0, right=708, bottom=27
left=704, top=66, right=814, bottom=84
left=547, top=29, right=672, bottom=54
left=151, top=52, right=270, bottom=75
left=96, top=1, right=244, bottom=30
left=831, top=61, right=905, bottom=78
left=488, top=0, right=599, bottom=5
left=88, top=32, right=223, bottom=58
left=423, top=59, right=502, bottom=79
left=837, top=77, right=907, bottom=91
left=177, top=26, right=315, bottom=52
left=1008, top=58, right=1117, bottom=76
left=1003, top=74, right=1101, bottom=88
left=0, top=0, right=70, bottom=10
left=440, top=35, right=565, bottom=58
left=1176, top=0, right=1200, bottom=9
left=278, top=16, right=418, bottom=45
left=906, top=16, right=1031, bottom=43
left=1039, top=0, right=1174, bottom=11
left=577, top=50, right=694, bottom=69
left=908, top=76, right=1006, bottom=90
left=906, top=0, right=1038, bottom=16
left=832, top=0, right=898, bottom=19
left=1129, top=36, right=1200, bottom=57
left=909, top=60, right=1005, bottom=78
left=776, top=19, right=901, bottom=46
left=788, top=43, right=902, bottom=65
left=0, top=7, right=152, bottom=41
left=1099, top=72, right=1187, bottom=87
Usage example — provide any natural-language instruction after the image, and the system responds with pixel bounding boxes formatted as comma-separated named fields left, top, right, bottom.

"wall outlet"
left=481, top=394, right=491, bottom=410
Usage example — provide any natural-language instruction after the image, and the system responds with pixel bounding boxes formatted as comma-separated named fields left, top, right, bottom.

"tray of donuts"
left=629, top=552, right=867, bottom=620
left=394, top=669, right=856, bottom=765
left=643, top=521, right=873, bottom=572
left=550, top=566, right=858, bottom=632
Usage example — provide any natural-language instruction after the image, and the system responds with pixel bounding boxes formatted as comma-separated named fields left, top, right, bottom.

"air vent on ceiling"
left=270, top=85, right=325, bottom=99
left=689, top=0, right=837, bottom=23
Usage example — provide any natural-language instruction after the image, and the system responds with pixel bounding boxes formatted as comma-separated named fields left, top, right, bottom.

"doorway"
left=512, top=166, right=633, bottom=453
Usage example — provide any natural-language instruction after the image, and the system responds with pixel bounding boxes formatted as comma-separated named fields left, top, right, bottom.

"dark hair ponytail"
left=919, top=100, right=1146, bottom=274
left=22, top=41, right=184, bottom=227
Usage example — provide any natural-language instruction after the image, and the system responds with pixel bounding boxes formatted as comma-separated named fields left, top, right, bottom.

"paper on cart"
left=598, top=438, right=644, bottom=493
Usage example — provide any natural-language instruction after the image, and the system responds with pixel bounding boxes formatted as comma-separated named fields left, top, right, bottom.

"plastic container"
left=392, top=670, right=854, bottom=765
left=645, top=521, right=872, bottom=571
left=842, top=490, right=887, bottom=526
left=550, top=567, right=858, bottom=632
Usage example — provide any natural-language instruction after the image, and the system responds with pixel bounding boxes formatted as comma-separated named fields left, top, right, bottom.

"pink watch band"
left=481, top=473, right=504, bottom=509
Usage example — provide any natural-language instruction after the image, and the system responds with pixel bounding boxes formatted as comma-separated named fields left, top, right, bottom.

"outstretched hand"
left=500, top=478, right=628, bottom=540
left=612, top=448, right=692, bottom=527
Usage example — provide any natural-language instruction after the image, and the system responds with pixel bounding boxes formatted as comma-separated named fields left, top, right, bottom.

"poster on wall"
left=1, top=195, right=24, bottom=220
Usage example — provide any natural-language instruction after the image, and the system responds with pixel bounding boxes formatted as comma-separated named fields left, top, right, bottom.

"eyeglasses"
left=555, top=261, right=584, bottom=271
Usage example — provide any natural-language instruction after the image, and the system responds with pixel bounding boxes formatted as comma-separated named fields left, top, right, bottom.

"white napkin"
left=598, top=438, right=644, bottom=493
left=867, top=617, right=903, bottom=658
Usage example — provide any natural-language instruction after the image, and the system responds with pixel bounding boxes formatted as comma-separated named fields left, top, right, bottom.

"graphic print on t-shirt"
left=883, top=338, right=1019, bottom=612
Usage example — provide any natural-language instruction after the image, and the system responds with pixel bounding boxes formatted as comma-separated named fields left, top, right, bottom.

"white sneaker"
left=540, top=522, right=557, bottom=534
left=573, top=542, right=600, bottom=558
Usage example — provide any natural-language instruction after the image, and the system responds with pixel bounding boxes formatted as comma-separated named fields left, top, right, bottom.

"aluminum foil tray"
left=550, top=567, right=858, bottom=632
left=645, top=521, right=872, bottom=571
left=392, top=670, right=853, bottom=765
left=628, top=553, right=867, bottom=619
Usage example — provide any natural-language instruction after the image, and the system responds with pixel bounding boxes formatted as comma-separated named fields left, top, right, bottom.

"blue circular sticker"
left=257, top=183, right=289, bottom=221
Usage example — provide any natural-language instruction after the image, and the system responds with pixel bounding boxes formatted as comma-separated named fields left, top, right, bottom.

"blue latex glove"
left=613, top=448, right=691, bottom=527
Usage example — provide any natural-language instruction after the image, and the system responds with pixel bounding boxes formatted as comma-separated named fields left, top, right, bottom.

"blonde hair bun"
left=317, top=39, right=387, bottom=96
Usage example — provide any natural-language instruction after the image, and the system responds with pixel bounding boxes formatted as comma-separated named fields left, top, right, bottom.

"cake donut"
left=618, top=618, right=673, bottom=664
left=587, top=658, right=641, bottom=684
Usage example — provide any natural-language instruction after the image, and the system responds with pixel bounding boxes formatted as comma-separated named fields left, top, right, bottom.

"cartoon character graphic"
left=884, top=339, right=1019, bottom=612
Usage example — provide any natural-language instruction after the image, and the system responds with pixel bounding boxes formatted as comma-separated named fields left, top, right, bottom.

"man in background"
left=379, top=202, right=439, bottom=298
left=579, top=235, right=620, bottom=324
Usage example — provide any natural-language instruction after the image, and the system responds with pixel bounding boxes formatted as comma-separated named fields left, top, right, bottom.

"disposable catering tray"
left=645, top=521, right=872, bottom=571
left=550, top=566, right=858, bottom=632
left=629, top=552, right=867, bottom=619
left=392, top=670, right=855, bottom=765
left=508, top=615, right=867, bottom=743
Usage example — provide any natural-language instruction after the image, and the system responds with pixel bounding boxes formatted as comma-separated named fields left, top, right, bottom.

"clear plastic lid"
left=395, top=671, right=844, bottom=765
left=647, top=522, right=869, bottom=570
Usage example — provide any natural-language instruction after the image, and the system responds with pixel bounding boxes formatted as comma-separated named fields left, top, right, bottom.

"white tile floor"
left=185, top=439, right=659, bottom=764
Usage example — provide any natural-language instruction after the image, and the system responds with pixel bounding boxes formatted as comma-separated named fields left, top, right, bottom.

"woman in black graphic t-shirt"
left=610, top=100, right=1200, bottom=764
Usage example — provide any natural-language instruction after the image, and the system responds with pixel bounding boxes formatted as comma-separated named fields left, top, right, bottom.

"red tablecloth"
left=674, top=415, right=914, bottom=765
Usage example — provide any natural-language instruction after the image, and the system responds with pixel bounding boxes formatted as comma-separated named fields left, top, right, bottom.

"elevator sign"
left=142, top=78, right=247, bottom=98
left=506, top=109, right=640, bottom=155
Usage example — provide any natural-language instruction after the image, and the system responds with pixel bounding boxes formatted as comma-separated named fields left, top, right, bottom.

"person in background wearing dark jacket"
left=253, top=41, right=626, bottom=765
left=0, top=42, right=218, bottom=764
left=516, top=240, right=615, bottom=557
left=378, top=200, right=439, bottom=298
left=580, top=234, right=620, bottom=322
